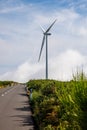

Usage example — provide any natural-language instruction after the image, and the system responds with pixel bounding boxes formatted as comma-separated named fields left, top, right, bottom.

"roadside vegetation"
left=0, top=81, right=17, bottom=88
left=26, top=71, right=87, bottom=130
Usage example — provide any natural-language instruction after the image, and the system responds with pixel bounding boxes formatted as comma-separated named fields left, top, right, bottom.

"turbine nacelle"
left=44, top=32, right=51, bottom=35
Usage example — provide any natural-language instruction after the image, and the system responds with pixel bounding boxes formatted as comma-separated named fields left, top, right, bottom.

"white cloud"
left=0, top=49, right=86, bottom=82
left=35, top=9, right=87, bottom=38
left=49, top=50, right=86, bottom=80
left=0, top=6, right=23, bottom=14
left=0, top=62, right=43, bottom=83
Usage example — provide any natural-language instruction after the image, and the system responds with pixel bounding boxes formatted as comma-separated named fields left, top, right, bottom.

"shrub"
left=27, top=79, right=87, bottom=130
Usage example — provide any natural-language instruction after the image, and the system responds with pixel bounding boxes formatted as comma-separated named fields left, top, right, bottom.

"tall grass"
left=27, top=75, right=87, bottom=130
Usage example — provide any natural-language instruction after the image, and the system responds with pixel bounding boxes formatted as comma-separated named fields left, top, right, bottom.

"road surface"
left=0, top=85, right=35, bottom=130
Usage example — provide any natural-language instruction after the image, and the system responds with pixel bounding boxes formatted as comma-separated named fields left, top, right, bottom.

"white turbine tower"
left=38, top=19, right=57, bottom=79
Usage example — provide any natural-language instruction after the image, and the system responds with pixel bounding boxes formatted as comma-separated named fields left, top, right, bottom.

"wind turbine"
left=38, top=19, right=57, bottom=79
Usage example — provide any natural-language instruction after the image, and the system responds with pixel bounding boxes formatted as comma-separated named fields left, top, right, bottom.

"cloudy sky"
left=0, top=0, right=87, bottom=82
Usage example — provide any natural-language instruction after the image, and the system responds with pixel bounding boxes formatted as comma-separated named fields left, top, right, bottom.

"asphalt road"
left=0, top=85, right=35, bottom=130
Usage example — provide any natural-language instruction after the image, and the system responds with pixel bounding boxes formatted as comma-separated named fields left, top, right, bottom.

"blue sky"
left=0, top=0, right=87, bottom=82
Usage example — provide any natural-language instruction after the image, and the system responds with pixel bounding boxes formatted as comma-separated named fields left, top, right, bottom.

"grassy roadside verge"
left=26, top=79, right=87, bottom=130
left=0, top=81, right=17, bottom=88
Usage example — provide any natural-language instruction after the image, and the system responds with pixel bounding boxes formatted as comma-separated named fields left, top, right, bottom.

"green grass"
left=27, top=79, right=87, bottom=130
left=0, top=81, right=17, bottom=88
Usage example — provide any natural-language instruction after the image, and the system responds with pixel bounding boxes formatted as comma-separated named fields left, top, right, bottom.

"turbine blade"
left=46, top=19, right=57, bottom=33
left=40, top=25, right=45, bottom=33
left=38, top=35, right=45, bottom=61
